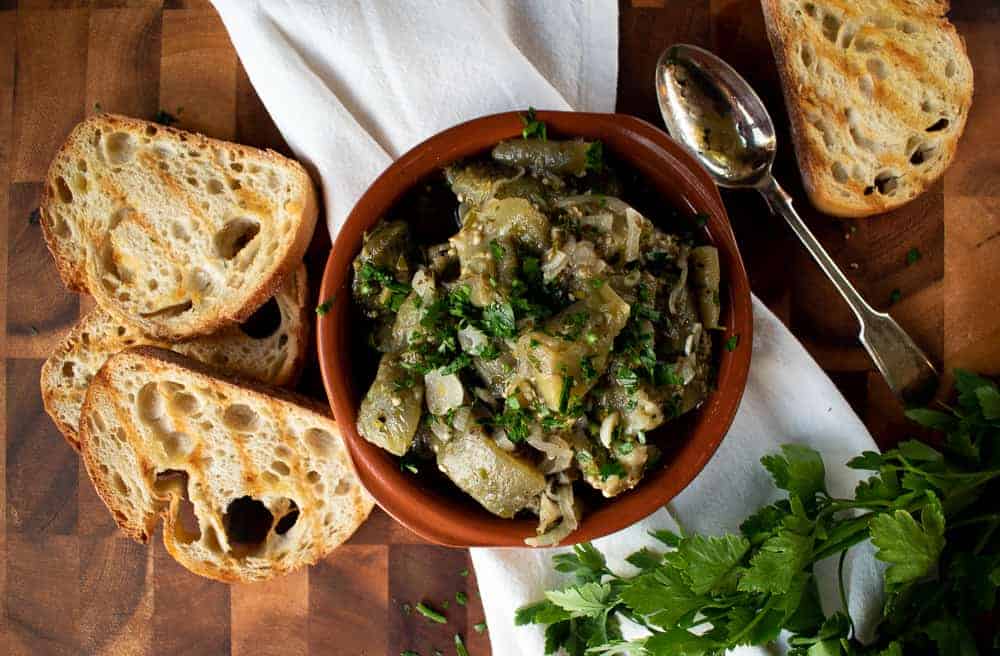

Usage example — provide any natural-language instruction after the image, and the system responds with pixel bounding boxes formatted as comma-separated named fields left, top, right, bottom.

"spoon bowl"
left=655, top=44, right=939, bottom=404
left=656, top=44, right=776, bottom=188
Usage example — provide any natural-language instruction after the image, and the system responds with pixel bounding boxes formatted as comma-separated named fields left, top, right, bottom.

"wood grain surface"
left=2, top=1, right=998, bottom=654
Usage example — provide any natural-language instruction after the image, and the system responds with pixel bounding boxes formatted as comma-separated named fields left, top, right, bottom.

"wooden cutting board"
left=2, top=1, right=998, bottom=654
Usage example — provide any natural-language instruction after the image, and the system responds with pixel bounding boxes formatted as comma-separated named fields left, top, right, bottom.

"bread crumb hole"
left=139, top=299, right=192, bottom=320
left=910, top=144, right=935, bottom=166
left=803, top=2, right=817, bottom=17
left=55, top=176, right=74, bottom=203
left=224, top=496, right=272, bottom=558
left=61, top=361, right=75, bottom=378
left=170, top=392, right=200, bottom=415
left=214, top=217, right=260, bottom=260
left=207, top=179, right=224, bottom=194
left=334, top=480, right=351, bottom=495
left=137, top=382, right=165, bottom=424
left=854, top=37, right=877, bottom=53
left=866, top=58, right=888, bottom=80
left=112, top=473, right=128, bottom=495
left=186, top=177, right=198, bottom=187
left=104, top=132, right=137, bottom=165
left=306, top=470, right=321, bottom=484
left=831, top=162, right=849, bottom=183
left=304, top=428, right=337, bottom=458
left=821, top=13, right=840, bottom=43
left=223, top=403, right=259, bottom=431
left=926, top=118, right=949, bottom=132
left=275, top=500, right=299, bottom=535
left=230, top=162, right=244, bottom=172
left=858, top=74, right=873, bottom=97
left=158, top=431, right=192, bottom=458
left=271, top=460, right=291, bottom=476
left=800, top=43, right=814, bottom=68
left=275, top=444, right=293, bottom=459
left=874, top=171, right=899, bottom=195
left=839, top=22, right=857, bottom=49
left=945, top=60, right=957, bottom=78
left=239, top=297, right=281, bottom=338
left=898, top=21, right=917, bottom=34
left=147, top=279, right=158, bottom=291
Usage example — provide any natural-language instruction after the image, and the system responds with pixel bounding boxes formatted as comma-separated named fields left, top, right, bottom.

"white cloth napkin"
left=211, top=2, right=882, bottom=653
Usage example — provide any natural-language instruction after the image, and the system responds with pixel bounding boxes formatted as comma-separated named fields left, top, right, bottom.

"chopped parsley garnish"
left=489, top=397, right=531, bottom=443
left=590, top=278, right=605, bottom=289
left=482, top=301, right=516, bottom=339
left=653, top=362, right=681, bottom=386
left=559, top=375, right=574, bottom=413
left=414, top=602, right=447, bottom=624
left=580, top=356, right=598, bottom=381
left=599, top=460, right=626, bottom=480
left=616, top=440, right=635, bottom=456
left=489, top=238, right=506, bottom=261
left=615, top=365, right=639, bottom=391
left=521, top=107, right=547, bottom=141
left=585, top=140, right=604, bottom=172
left=724, top=334, right=740, bottom=352
left=906, top=247, right=921, bottom=265
left=359, top=262, right=411, bottom=312
left=522, top=256, right=540, bottom=276
left=315, top=295, right=336, bottom=316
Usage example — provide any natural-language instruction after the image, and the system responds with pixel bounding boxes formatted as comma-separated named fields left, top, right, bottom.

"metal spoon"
left=655, top=44, right=938, bottom=403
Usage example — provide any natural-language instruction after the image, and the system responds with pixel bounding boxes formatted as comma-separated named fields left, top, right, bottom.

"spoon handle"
left=757, top=175, right=938, bottom=403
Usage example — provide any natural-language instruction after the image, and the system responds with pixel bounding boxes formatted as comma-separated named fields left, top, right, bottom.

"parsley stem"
left=415, top=602, right=447, bottom=624
left=837, top=550, right=856, bottom=640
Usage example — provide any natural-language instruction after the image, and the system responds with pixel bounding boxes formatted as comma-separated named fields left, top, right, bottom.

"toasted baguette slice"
left=761, top=0, right=973, bottom=217
left=41, top=265, right=310, bottom=450
left=40, top=114, right=318, bottom=338
left=78, top=347, right=372, bottom=583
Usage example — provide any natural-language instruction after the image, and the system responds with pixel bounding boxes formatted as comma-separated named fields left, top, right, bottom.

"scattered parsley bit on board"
left=459, top=568, right=469, bottom=577
left=906, top=247, right=922, bottom=265
left=414, top=602, right=447, bottom=624
left=455, top=591, right=467, bottom=606
left=889, top=288, right=902, bottom=305
left=453, top=634, right=470, bottom=656
left=154, top=109, right=181, bottom=126
left=473, top=622, right=487, bottom=634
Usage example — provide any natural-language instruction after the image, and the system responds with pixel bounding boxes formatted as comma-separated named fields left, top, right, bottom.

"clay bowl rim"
left=317, top=110, right=753, bottom=548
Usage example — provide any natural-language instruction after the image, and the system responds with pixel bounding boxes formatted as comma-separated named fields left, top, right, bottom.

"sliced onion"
left=624, top=208, right=644, bottom=262
left=458, top=324, right=489, bottom=354
left=525, top=483, right=579, bottom=547
left=668, top=256, right=689, bottom=314
left=526, top=429, right=573, bottom=474
left=599, top=412, right=620, bottom=449
left=542, top=247, right=570, bottom=281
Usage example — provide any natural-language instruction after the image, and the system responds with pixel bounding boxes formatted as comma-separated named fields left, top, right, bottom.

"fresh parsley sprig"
left=518, top=370, right=1000, bottom=655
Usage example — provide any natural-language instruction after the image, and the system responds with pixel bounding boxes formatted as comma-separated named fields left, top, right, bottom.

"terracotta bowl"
left=318, top=111, right=753, bottom=547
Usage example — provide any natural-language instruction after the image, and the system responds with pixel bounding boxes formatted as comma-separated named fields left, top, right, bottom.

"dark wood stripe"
left=86, top=6, right=162, bottom=121
left=309, top=544, right=388, bottom=656
left=78, top=535, right=153, bottom=655
left=389, top=544, right=470, bottom=656
left=6, top=359, right=78, bottom=534
left=10, top=9, right=88, bottom=183
left=6, top=533, right=79, bottom=655
left=231, top=567, right=309, bottom=656
left=152, top=536, right=231, bottom=655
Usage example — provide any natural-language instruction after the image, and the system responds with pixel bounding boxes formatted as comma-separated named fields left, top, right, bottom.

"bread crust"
left=78, top=346, right=373, bottom=583
left=761, top=0, right=973, bottom=217
left=39, top=114, right=319, bottom=338
left=40, top=265, right=310, bottom=450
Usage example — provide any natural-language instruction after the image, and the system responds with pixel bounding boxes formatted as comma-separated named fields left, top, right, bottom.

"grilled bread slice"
left=40, top=114, right=318, bottom=338
left=79, top=347, right=372, bottom=583
left=41, top=265, right=310, bottom=450
left=761, top=0, right=973, bottom=217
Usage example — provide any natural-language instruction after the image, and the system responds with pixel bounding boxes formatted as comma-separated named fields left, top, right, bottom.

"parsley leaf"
left=521, top=107, right=547, bottom=141
left=544, top=582, right=611, bottom=618
left=870, top=496, right=945, bottom=588
left=482, top=301, right=516, bottom=339
left=761, top=444, right=827, bottom=506
left=674, top=534, right=749, bottom=595
left=585, top=140, right=604, bottom=172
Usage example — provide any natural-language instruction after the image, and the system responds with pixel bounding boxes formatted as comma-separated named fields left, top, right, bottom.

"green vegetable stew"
left=351, top=126, right=723, bottom=545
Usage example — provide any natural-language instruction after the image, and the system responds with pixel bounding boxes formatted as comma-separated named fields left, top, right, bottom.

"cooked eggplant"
left=351, top=131, right=721, bottom=545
